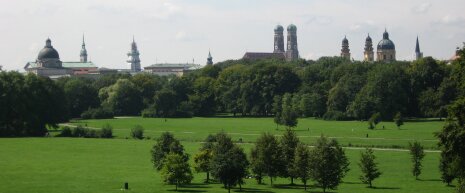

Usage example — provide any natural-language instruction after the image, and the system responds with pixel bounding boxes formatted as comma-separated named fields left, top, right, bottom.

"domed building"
left=376, top=30, right=396, bottom=62
left=25, top=37, right=98, bottom=78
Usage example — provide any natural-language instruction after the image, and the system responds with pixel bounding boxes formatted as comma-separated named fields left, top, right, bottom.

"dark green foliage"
left=61, top=78, right=99, bottom=118
left=323, top=110, right=349, bottom=121
left=100, top=124, right=113, bottom=138
left=130, top=125, right=144, bottom=139
left=210, top=132, right=249, bottom=193
left=394, top=112, right=404, bottom=129
left=359, top=148, right=381, bottom=187
left=437, top=97, right=465, bottom=192
left=292, top=143, right=311, bottom=190
left=160, top=152, right=193, bottom=191
left=309, top=136, right=350, bottom=193
left=251, top=133, right=285, bottom=186
left=59, top=126, right=72, bottom=137
left=0, top=72, right=68, bottom=137
left=280, top=128, right=300, bottom=184
left=151, top=132, right=187, bottom=171
left=439, top=151, right=456, bottom=186
left=274, top=93, right=299, bottom=128
left=99, top=79, right=143, bottom=116
left=368, top=112, right=381, bottom=129
left=80, top=107, right=114, bottom=119
left=193, top=135, right=216, bottom=183
left=409, top=141, right=425, bottom=180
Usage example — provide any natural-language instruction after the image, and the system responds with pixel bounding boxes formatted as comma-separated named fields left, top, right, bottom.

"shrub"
left=131, top=125, right=144, bottom=139
left=72, top=125, right=87, bottom=137
left=141, top=106, right=157, bottom=118
left=81, top=107, right=114, bottom=119
left=323, top=111, right=349, bottom=121
left=100, top=124, right=113, bottom=138
left=60, top=126, right=72, bottom=137
left=84, top=128, right=98, bottom=138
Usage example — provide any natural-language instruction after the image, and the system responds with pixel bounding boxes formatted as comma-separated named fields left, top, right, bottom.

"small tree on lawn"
left=409, top=141, right=425, bottom=180
left=254, top=132, right=285, bottom=186
left=194, top=149, right=213, bottom=183
left=309, top=135, right=350, bottom=193
left=151, top=132, right=186, bottom=171
left=439, top=151, right=456, bottom=186
left=250, top=146, right=265, bottom=184
left=130, top=125, right=144, bottom=139
left=368, top=112, right=381, bottom=129
left=292, top=143, right=311, bottom=190
left=359, top=148, right=381, bottom=188
left=393, top=112, right=404, bottom=129
left=161, top=153, right=193, bottom=191
left=280, top=128, right=300, bottom=184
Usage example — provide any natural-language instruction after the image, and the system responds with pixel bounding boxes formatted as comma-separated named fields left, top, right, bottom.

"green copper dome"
left=377, top=30, right=395, bottom=50
left=287, top=24, right=297, bottom=31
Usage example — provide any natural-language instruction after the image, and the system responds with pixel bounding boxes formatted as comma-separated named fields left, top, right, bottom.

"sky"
left=1, top=0, right=464, bottom=71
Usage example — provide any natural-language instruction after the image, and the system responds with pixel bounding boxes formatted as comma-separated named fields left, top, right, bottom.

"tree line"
left=150, top=129, right=439, bottom=192
left=2, top=48, right=465, bottom=136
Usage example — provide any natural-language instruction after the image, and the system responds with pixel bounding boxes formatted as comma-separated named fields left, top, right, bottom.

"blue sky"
left=1, top=0, right=464, bottom=70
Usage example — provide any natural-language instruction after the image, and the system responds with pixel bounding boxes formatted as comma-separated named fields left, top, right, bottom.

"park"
left=0, top=117, right=456, bottom=193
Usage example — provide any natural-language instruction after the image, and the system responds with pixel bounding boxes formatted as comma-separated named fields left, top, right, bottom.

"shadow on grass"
left=167, top=189, right=207, bottom=192
left=272, top=183, right=307, bottom=189
left=371, top=186, right=400, bottom=190
left=232, top=187, right=275, bottom=193
left=180, top=183, right=212, bottom=189
left=342, top=181, right=364, bottom=185
left=417, top=178, right=441, bottom=182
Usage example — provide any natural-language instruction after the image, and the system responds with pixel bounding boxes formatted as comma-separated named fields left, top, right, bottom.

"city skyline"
left=1, top=0, right=464, bottom=71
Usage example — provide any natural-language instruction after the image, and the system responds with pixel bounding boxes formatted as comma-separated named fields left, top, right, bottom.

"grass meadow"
left=0, top=117, right=455, bottom=193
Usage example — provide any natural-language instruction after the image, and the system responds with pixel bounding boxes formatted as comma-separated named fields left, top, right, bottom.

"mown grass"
left=69, top=117, right=444, bottom=149
left=0, top=138, right=455, bottom=193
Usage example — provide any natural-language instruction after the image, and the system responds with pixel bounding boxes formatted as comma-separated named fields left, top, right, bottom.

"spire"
left=207, top=50, right=213, bottom=65
left=80, top=34, right=88, bottom=62
left=415, top=36, right=423, bottom=60
left=415, top=36, right=420, bottom=53
left=45, top=38, right=52, bottom=47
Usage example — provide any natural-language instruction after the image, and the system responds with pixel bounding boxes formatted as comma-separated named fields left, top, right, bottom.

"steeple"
left=415, top=36, right=423, bottom=60
left=80, top=34, right=88, bottom=62
left=207, top=50, right=213, bottom=65
left=127, top=36, right=141, bottom=72
left=341, top=36, right=350, bottom=60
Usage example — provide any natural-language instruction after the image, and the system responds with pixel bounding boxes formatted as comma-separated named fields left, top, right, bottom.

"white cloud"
left=412, top=2, right=432, bottom=14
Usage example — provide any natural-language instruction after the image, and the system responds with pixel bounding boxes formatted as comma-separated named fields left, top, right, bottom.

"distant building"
left=80, top=35, right=88, bottom=62
left=364, top=34, right=374, bottom=62
left=127, top=37, right=141, bottom=72
left=207, top=51, right=213, bottom=65
left=285, top=24, right=299, bottom=61
left=243, top=24, right=299, bottom=61
left=340, top=36, right=350, bottom=60
left=376, top=29, right=396, bottom=62
left=144, top=63, right=200, bottom=77
left=24, top=38, right=99, bottom=78
left=415, top=36, right=423, bottom=60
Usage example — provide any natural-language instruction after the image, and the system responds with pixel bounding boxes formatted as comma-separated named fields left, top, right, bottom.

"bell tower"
left=80, top=35, right=88, bottom=62
left=127, top=36, right=141, bottom=72
left=341, top=36, right=351, bottom=60
left=285, top=24, right=299, bottom=61
left=364, top=34, right=374, bottom=62
left=274, top=25, right=284, bottom=53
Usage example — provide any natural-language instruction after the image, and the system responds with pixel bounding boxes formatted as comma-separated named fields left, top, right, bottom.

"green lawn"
left=0, top=138, right=455, bottom=193
left=69, top=117, right=444, bottom=149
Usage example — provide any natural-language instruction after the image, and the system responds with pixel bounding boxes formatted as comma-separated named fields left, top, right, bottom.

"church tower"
left=364, top=34, right=374, bottom=62
left=341, top=36, right=351, bottom=60
left=207, top=50, right=213, bottom=65
left=285, top=24, right=299, bottom=61
left=80, top=35, right=88, bottom=62
left=274, top=25, right=285, bottom=53
left=415, top=36, right=423, bottom=60
left=127, top=36, right=141, bottom=72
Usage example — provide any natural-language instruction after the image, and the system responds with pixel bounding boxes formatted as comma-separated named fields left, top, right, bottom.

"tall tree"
left=309, top=136, right=350, bottom=193
left=160, top=153, right=193, bottom=191
left=393, top=112, right=404, bottom=129
left=210, top=132, right=249, bottom=193
left=151, top=132, right=186, bottom=171
left=99, top=79, right=143, bottom=116
left=439, top=151, right=456, bottom=186
left=437, top=98, right=465, bottom=192
left=292, top=143, right=311, bottom=190
left=358, top=148, right=381, bottom=188
left=253, top=133, right=285, bottom=186
left=409, top=141, right=425, bottom=180
left=280, top=128, right=300, bottom=184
